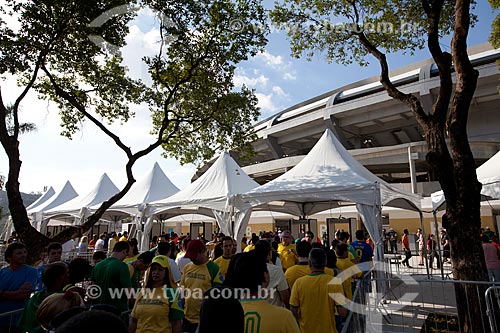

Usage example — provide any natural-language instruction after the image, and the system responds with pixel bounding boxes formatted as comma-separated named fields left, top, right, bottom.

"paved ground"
left=343, top=256, right=498, bottom=333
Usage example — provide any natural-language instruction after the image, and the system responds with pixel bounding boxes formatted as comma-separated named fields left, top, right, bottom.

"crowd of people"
left=383, top=225, right=500, bottom=280
left=0, top=228, right=376, bottom=333
left=1, top=224, right=499, bottom=332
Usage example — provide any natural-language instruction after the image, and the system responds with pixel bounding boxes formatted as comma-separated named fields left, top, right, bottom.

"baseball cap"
left=151, top=255, right=170, bottom=269
left=184, top=240, right=206, bottom=260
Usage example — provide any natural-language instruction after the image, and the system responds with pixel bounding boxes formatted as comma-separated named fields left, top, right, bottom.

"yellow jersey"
left=240, top=299, right=300, bottom=333
left=180, top=261, right=223, bottom=323
left=290, top=273, right=345, bottom=333
left=213, top=256, right=231, bottom=279
left=285, top=262, right=335, bottom=289
left=335, top=257, right=362, bottom=300
left=243, top=244, right=255, bottom=252
left=131, top=287, right=183, bottom=333
left=277, top=243, right=297, bottom=270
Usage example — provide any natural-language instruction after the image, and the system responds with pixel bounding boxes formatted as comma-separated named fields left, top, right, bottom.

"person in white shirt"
left=176, top=238, right=191, bottom=274
left=94, top=233, right=106, bottom=253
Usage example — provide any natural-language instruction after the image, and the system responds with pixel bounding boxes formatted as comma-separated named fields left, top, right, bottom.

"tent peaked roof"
left=477, top=150, right=500, bottom=190
left=430, top=149, right=500, bottom=211
left=241, top=129, right=421, bottom=214
left=149, top=152, right=259, bottom=213
left=112, top=162, right=179, bottom=207
left=45, top=173, right=119, bottom=215
left=26, top=186, right=55, bottom=211
left=28, top=181, right=79, bottom=214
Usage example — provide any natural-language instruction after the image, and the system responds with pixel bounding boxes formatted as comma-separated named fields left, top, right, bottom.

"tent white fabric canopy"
left=44, top=173, right=119, bottom=225
left=100, top=162, right=180, bottom=220
left=28, top=181, right=79, bottom=232
left=99, top=162, right=180, bottom=246
left=143, top=152, right=259, bottom=250
left=430, top=149, right=500, bottom=211
left=26, top=186, right=55, bottom=212
left=237, top=129, right=422, bottom=264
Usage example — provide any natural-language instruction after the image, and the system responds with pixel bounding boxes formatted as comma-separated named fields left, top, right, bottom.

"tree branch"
left=355, top=32, right=431, bottom=130
left=41, top=66, right=133, bottom=159
left=422, top=0, right=452, bottom=127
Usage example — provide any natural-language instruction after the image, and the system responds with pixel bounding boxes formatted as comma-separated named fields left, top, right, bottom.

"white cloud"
left=255, top=92, right=278, bottom=114
left=233, top=73, right=269, bottom=88
left=254, top=50, right=297, bottom=81
left=256, top=51, right=283, bottom=67
left=272, top=86, right=287, bottom=98
left=283, top=72, right=297, bottom=81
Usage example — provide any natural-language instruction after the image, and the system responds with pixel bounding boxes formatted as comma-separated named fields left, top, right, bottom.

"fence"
left=0, top=305, right=130, bottom=332
left=342, top=275, right=500, bottom=332
left=0, top=308, right=23, bottom=333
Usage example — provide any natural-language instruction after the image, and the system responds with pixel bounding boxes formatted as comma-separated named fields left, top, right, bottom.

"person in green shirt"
left=128, top=251, right=154, bottom=289
left=90, top=241, right=132, bottom=314
left=18, top=262, right=69, bottom=333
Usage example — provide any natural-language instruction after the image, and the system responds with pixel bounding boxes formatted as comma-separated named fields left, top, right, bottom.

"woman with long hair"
left=77, top=236, right=88, bottom=256
left=129, top=256, right=183, bottom=333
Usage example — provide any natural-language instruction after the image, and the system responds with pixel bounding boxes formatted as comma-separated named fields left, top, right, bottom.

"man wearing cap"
left=277, top=230, right=297, bottom=271
left=180, top=239, right=223, bottom=333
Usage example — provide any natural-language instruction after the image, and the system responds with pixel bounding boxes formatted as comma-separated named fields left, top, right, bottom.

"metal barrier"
left=61, top=250, right=112, bottom=263
left=0, top=308, right=24, bottom=333
left=341, top=276, right=500, bottom=332
left=485, top=286, right=500, bottom=333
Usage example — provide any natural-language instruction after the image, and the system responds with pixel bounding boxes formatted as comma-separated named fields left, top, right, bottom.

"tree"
left=271, top=0, right=488, bottom=331
left=0, top=0, right=267, bottom=263
left=490, top=1, right=500, bottom=59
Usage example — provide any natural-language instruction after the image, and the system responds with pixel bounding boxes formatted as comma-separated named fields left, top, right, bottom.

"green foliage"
left=270, top=0, right=463, bottom=66
left=490, top=0, right=500, bottom=48
left=145, top=0, right=267, bottom=164
left=3, top=104, right=36, bottom=135
left=0, top=0, right=267, bottom=164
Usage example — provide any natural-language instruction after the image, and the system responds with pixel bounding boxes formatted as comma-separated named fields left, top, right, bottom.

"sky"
left=0, top=1, right=497, bottom=198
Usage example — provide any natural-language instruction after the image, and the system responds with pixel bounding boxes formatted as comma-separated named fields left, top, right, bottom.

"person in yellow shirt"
left=118, top=231, right=128, bottom=242
left=213, top=236, right=233, bottom=279
left=180, top=240, right=223, bottom=333
left=129, top=256, right=183, bottom=333
left=290, top=248, right=347, bottom=333
left=243, top=234, right=259, bottom=252
left=285, top=241, right=336, bottom=289
left=334, top=243, right=362, bottom=300
left=229, top=251, right=300, bottom=333
left=277, top=230, right=297, bottom=271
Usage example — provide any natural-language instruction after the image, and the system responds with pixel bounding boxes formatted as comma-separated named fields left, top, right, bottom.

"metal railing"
left=0, top=308, right=23, bottom=333
left=485, top=286, right=500, bottom=333
left=341, top=276, right=500, bottom=332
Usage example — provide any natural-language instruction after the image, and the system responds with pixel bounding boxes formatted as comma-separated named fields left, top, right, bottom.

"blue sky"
left=0, top=1, right=497, bottom=197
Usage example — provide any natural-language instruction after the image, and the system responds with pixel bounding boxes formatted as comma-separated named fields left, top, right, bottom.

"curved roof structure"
left=238, top=43, right=500, bottom=195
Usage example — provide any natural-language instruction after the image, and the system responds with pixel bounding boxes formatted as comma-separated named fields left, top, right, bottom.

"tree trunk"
left=4, top=138, right=50, bottom=264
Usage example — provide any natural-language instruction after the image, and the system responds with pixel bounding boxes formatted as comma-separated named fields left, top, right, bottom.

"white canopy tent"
left=430, top=149, right=500, bottom=211
left=43, top=174, right=119, bottom=231
left=27, top=181, right=78, bottom=233
left=237, top=129, right=422, bottom=265
left=99, top=162, right=180, bottom=244
left=144, top=152, right=259, bottom=251
left=26, top=186, right=55, bottom=212
left=426, top=150, right=500, bottom=279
